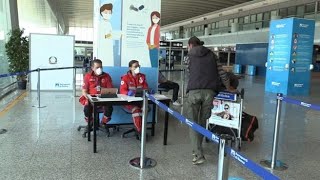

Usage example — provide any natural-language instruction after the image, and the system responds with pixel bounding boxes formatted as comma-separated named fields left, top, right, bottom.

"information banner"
left=265, top=18, right=315, bottom=96
left=94, top=0, right=161, bottom=68
left=121, top=0, right=161, bottom=68
left=208, top=99, right=241, bottom=129
left=30, top=34, right=74, bottom=91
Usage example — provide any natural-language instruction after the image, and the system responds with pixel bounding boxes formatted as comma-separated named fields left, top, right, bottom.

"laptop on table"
left=99, top=88, right=118, bottom=98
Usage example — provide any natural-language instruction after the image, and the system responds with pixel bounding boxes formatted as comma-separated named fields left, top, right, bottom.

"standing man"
left=185, top=36, right=235, bottom=165
left=81, top=59, right=113, bottom=127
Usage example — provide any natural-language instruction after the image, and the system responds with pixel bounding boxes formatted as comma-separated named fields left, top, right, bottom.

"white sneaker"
left=172, top=101, right=181, bottom=106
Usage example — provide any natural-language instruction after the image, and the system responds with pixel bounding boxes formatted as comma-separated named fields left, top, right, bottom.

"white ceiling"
left=44, top=0, right=253, bottom=28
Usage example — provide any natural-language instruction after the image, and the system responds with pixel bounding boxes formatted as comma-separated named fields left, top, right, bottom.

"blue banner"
left=280, top=96, right=320, bottom=111
left=147, top=93, right=280, bottom=179
left=215, top=92, right=237, bottom=101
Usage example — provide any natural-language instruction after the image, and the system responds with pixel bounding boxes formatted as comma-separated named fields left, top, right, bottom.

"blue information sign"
left=265, top=18, right=315, bottom=96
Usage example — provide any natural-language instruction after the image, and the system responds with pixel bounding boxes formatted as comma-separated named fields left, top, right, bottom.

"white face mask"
left=133, top=67, right=140, bottom=74
left=95, top=68, right=102, bottom=75
left=152, top=18, right=160, bottom=24
left=102, top=13, right=112, bottom=20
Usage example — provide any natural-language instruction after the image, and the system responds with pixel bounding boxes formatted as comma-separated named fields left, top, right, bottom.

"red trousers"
left=124, top=105, right=142, bottom=133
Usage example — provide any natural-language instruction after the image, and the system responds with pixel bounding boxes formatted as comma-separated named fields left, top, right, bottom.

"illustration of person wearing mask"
left=146, top=11, right=161, bottom=68
left=98, top=3, right=121, bottom=66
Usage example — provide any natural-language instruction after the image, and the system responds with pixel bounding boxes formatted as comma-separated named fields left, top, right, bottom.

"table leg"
left=163, top=102, right=169, bottom=145
left=93, top=104, right=97, bottom=153
left=87, top=107, right=91, bottom=142
left=152, top=103, right=156, bottom=136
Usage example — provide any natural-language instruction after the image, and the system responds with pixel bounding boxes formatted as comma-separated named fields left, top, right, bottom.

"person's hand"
left=127, top=90, right=135, bottom=96
left=226, top=87, right=239, bottom=94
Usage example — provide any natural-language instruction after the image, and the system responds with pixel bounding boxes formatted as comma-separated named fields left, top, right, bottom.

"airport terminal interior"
left=1, top=0, right=320, bottom=179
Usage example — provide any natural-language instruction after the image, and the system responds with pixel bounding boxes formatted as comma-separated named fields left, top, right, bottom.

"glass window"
left=211, top=22, right=215, bottom=29
left=215, top=22, right=219, bottom=28
left=238, top=17, right=244, bottom=24
left=305, top=3, right=315, bottom=13
left=297, top=5, right=305, bottom=17
left=257, top=13, right=263, bottom=21
left=234, top=18, right=238, bottom=23
left=279, top=8, right=288, bottom=17
left=263, top=12, right=270, bottom=20
left=288, top=6, right=297, bottom=16
left=271, top=10, right=278, bottom=17
left=244, top=16, right=249, bottom=23
left=223, top=20, right=228, bottom=27
left=251, top=14, right=257, bottom=22
left=219, top=21, right=224, bottom=27
left=318, top=2, right=320, bottom=11
left=229, top=19, right=233, bottom=26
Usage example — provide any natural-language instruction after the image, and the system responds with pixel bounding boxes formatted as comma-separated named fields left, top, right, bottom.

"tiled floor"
left=1, top=72, right=320, bottom=179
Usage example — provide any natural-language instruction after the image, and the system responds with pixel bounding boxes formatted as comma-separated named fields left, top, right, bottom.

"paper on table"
left=152, top=94, right=169, bottom=99
left=120, top=96, right=143, bottom=102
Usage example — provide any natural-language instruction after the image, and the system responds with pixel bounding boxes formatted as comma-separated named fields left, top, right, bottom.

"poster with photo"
left=208, top=99, right=241, bottom=129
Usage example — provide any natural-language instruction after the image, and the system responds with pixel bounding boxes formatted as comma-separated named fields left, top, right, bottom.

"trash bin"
left=233, top=64, right=242, bottom=74
left=246, top=65, right=256, bottom=76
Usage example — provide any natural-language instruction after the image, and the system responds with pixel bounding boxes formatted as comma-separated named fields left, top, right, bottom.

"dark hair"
left=224, top=104, right=230, bottom=108
left=150, top=11, right=161, bottom=25
left=129, top=60, right=139, bottom=67
left=91, top=59, right=102, bottom=67
left=100, top=3, right=113, bottom=16
left=188, top=36, right=202, bottom=46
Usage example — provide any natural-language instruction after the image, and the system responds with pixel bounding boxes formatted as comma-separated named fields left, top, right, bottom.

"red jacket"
left=120, top=72, right=148, bottom=95
left=82, top=71, right=113, bottom=95
left=146, top=24, right=160, bottom=49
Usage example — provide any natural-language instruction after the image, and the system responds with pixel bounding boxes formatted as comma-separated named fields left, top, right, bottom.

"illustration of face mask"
left=95, top=68, right=102, bottom=75
left=134, top=67, right=140, bottom=74
left=102, top=13, right=112, bottom=20
left=152, top=18, right=160, bottom=24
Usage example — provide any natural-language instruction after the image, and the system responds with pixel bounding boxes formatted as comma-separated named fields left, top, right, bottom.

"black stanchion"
left=129, top=91, right=157, bottom=169
left=260, top=93, right=288, bottom=170
left=32, top=68, right=46, bottom=109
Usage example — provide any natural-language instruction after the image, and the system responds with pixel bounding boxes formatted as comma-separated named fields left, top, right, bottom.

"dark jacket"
left=187, top=46, right=230, bottom=92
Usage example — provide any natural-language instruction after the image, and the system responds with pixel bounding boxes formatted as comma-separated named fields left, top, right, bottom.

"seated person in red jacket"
left=120, top=60, right=148, bottom=134
left=81, top=59, right=113, bottom=126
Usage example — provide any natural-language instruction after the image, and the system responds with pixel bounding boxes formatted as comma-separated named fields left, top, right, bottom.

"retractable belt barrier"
left=146, top=93, right=280, bottom=180
left=0, top=67, right=83, bottom=108
left=261, top=93, right=320, bottom=171
left=279, top=96, right=320, bottom=111
left=0, top=67, right=83, bottom=79
left=0, top=70, right=35, bottom=78
left=159, top=69, right=185, bottom=72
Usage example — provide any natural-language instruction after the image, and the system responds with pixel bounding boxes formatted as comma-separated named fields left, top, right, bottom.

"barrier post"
left=129, top=90, right=157, bottom=169
left=73, top=67, right=76, bottom=97
left=260, top=93, right=288, bottom=170
left=181, top=69, right=185, bottom=105
left=217, top=134, right=231, bottom=180
left=33, top=68, right=46, bottom=108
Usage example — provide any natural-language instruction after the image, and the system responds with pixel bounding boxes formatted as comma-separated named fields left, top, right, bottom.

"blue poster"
left=97, top=0, right=122, bottom=66
left=265, top=18, right=315, bottom=96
